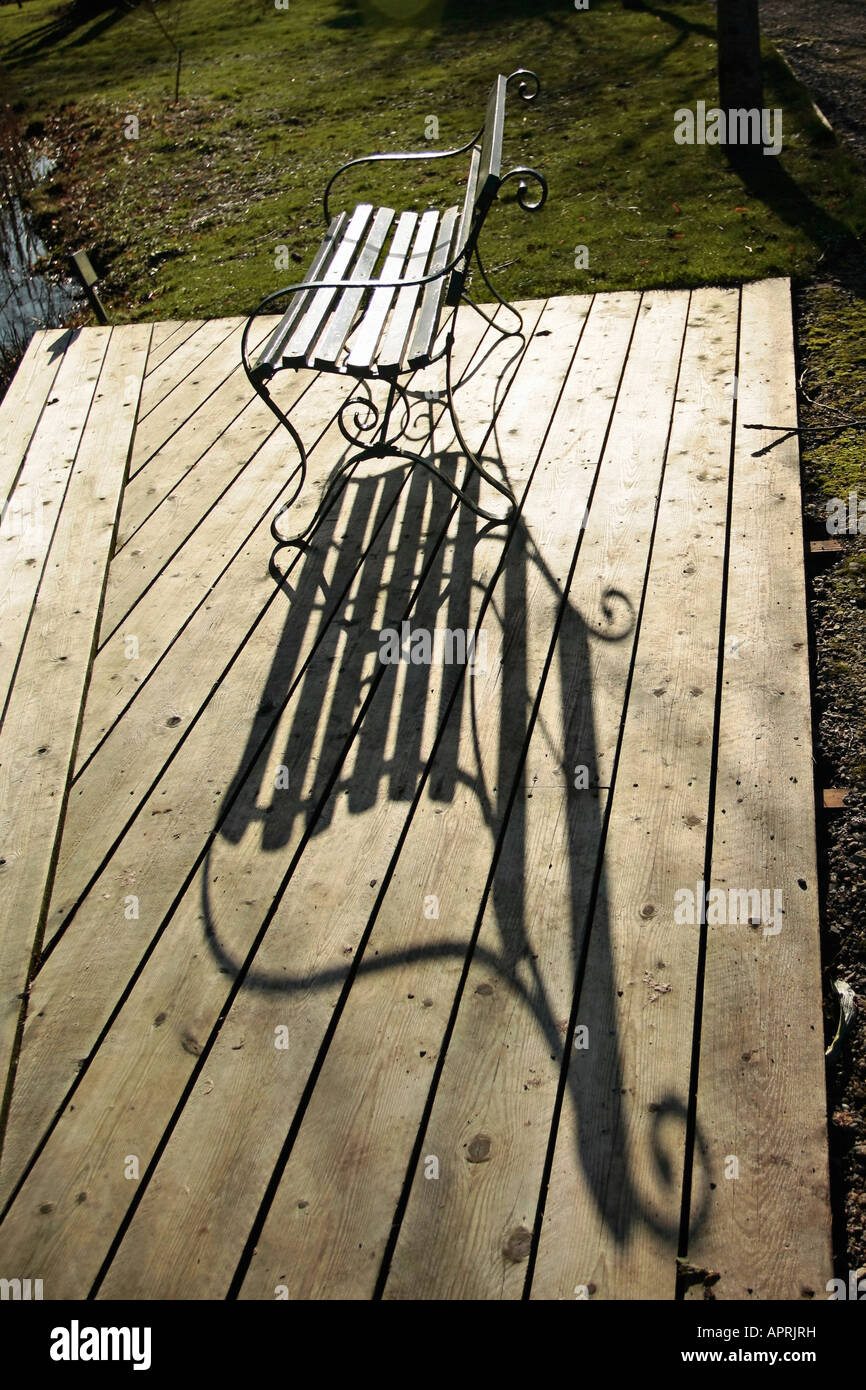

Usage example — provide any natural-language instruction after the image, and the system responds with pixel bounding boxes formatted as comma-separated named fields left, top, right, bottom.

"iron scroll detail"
left=498, top=166, right=548, bottom=213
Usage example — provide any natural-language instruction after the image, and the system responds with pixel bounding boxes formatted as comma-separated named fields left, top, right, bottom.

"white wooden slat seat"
left=261, top=204, right=461, bottom=380
left=241, top=69, right=547, bottom=547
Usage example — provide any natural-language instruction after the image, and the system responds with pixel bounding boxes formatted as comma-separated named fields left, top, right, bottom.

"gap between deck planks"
left=387, top=285, right=697, bottom=1300
left=0, top=286, right=831, bottom=1300
left=529, top=286, right=735, bottom=1300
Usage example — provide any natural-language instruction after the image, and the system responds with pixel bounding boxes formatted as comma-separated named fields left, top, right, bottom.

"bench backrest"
left=475, top=74, right=508, bottom=215
left=447, top=74, right=508, bottom=303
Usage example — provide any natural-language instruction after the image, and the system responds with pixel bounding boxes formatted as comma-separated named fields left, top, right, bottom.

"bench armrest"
left=322, top=133, right=482, bottom=224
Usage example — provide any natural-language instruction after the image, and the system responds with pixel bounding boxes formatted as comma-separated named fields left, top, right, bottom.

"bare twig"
left=141, top=0, right=184, bottom=106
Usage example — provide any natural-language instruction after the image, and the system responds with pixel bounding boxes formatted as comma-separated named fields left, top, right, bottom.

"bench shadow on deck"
left=206, top=460, right=694, bottom=1247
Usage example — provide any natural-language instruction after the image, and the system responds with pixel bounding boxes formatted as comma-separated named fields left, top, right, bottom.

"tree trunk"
left=717, top=0, right=763, bottom=113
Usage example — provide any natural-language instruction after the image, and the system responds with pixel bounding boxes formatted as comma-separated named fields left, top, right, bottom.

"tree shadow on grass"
left=2, top=0, right=131, bottom=65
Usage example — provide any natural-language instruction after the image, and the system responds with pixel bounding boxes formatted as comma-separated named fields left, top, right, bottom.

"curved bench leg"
left=444, top=331, right=517, bottom=520
left=462, top=244, right=526, bottom=340
left=244, top=369, right=311, bottom=527
left=251, top=328, right=517, bottom=568
left=271, top=363, right=516, bottom=552
left=271, top=448, right=366, bottom=549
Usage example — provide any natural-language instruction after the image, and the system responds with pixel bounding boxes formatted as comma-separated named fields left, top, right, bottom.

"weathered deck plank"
left=0, top=287, right=831, bottom=1300
left=95, top=306, right=532, bottom=1299
left=115, top=318, right=281, bottom=551
left=0, top=330, right=56, bottom=508
left=0, top=325, right=149, bottom=1137
left=0, top=330, right=110, bottom=720
left=0, top=356, right=386, bottom=1207
left=232, top=296, right=583, bottom=1300
left=383, top=289, right=642, bottom=1300
left=683, top=278, right=832, bottom=1301
left=133, top=316, right=237, bottom=430
left=531, top=287, right=739, bottom=1300
left=145, top=320, right=194, bottom=369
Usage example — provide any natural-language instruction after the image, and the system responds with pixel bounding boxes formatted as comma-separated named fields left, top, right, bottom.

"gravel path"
left=761, top=0, right=866, bottom=169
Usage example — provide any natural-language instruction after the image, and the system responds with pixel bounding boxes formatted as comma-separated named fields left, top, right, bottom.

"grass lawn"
left=2, top=0, right=865, bottom=322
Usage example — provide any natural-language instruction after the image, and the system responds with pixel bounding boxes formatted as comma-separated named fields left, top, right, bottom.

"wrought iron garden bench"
left=241, top=69, right=547, bottom=544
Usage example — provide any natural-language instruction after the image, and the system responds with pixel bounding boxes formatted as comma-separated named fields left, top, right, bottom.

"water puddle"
left=1, top=140, right=80, bottom=356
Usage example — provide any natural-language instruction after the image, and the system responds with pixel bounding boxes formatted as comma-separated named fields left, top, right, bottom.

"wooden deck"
left=0, top=282, right=832, bottom=1300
